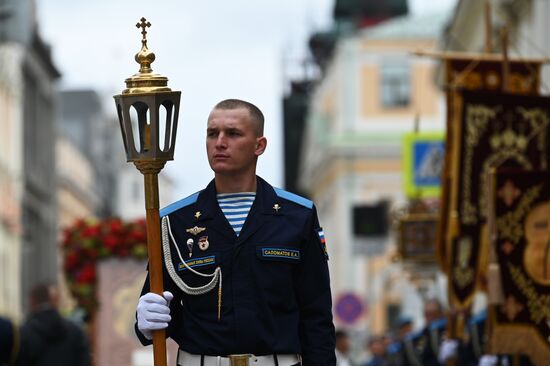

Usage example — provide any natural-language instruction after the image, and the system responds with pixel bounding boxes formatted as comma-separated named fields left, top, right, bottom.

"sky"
left=35, top=0, right=457, bottom=198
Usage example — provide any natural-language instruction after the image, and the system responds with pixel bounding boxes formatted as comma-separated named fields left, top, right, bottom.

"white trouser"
left=177, top=350, right=301, bottom=366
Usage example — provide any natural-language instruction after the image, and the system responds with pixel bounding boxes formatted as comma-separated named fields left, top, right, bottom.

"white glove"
left=137, top=291, right=173, bottom=340
left=479, top=355, right=499, bottom=366
left=438, top=339, right=459, bottom=363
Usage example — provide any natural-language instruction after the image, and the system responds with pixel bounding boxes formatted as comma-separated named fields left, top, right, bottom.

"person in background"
left=363, top=335, right=389, bottom=366
left=438, top=308, right=534, bottom=366
left=386, top=315, right=413, bottom=366
left=335, top=330, right=352, bottom=366
left=402, top=298, right=446, bottom=366
left=0, top=316, right=19, bottom=366
left=17, top=283, right=90, bottom=366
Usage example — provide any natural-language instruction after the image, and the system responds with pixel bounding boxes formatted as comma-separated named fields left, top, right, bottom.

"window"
left=381, top=61, right=410, bottom=108
left=352, top=201, right=389, bottom=237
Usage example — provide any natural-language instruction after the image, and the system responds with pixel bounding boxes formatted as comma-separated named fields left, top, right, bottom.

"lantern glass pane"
left=116, top=103, right=129, bottom=155
left=159, top=104, right=167, bottom=152
left=130, top=101, right=150, bottom=153
left=161, top=100, right=174, bottom=152
left=129, top=105, right=141, bottom=153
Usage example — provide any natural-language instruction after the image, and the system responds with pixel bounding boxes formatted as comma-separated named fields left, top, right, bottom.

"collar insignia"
left=186, top=226, right=206, bottom=236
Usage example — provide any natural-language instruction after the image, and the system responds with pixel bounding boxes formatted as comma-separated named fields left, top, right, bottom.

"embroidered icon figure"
left=273, top=204, right=281, bottom=213
left=198, top=236, right=209, bottom=251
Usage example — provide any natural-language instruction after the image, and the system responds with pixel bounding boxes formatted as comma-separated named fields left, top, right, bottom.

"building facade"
left=0, top=0, right=60, bottom=316
left=299, top=11, right=449, bottom=336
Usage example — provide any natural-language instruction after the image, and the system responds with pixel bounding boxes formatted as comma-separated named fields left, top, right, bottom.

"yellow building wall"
left=360, top=61, right=440, bottom=119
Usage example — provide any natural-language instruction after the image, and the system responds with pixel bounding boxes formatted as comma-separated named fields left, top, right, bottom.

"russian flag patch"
left=317, top=228, right=329, bottom=260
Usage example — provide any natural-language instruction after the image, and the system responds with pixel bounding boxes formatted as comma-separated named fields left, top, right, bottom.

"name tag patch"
left=178, top=255, right=216, bottom=271
left=259, top=247, right=301, bottom=262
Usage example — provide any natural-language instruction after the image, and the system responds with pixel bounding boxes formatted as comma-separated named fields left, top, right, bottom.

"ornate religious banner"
left=447, top=90, right=550, bottom=310
left=488, top=169, right=550, bottom=365
left=436, top=57, right=542, bottom=273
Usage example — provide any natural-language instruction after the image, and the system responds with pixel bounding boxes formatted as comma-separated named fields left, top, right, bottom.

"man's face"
left=369, top=339, right=386, bottom=356
left=336, top=336, right=350, bottom=354
left=424, top=301, right=443, bottom=325
left=206, top=108, right=265, bottom=176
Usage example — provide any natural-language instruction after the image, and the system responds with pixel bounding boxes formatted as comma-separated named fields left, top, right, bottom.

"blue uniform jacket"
left=135, top=176, right=336, bottom=365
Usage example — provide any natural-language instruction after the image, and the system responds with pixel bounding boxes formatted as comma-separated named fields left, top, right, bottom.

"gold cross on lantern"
left=136, top=17, right=151, bottom=41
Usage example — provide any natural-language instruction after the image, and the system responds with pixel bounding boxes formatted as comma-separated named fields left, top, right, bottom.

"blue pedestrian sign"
left=403, top=133, right=445, bottom=198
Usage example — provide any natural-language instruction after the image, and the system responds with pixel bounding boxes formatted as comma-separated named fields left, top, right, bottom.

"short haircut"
left=335, top=329, right=348, bottom=341
left=211, top=99, right=264, bottom=136
left=367, top=334, right=386, bottom=346
left=424, top=298, right=443, bottom=311
left=30, top=283, right=51, bottom=306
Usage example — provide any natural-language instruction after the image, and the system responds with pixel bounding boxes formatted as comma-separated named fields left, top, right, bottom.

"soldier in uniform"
left=439, top=308, right=534, bottom=366
left=135, top=99, right=335, bottom=365
left=385, top=315, right=413, bottom=366
left=401, top=299, right=446, bottom=366
left=0, top=316, right=19, bottom=365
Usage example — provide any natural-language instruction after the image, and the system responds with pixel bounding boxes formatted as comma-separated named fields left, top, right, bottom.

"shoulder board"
left=469, top=310, right=487, bottom=325
left=160, top=191, right=200, bottom=217
left=429, top=318, right=447, bottom=330
left=387, top=342, right=402, bottom=354
left=274, top=187, right=313, bottom=209
left=405, top=329, right=423, bottom=342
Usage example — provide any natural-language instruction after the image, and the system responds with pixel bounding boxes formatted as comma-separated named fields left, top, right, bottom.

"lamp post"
left=114, top=18, right=180, bottom=366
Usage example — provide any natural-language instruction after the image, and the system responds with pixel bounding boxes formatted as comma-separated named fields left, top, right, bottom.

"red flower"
left=130, top=230, right=147, bottom=242
left=65, top=252, right=79, bottom=271
left=118, top=248, right=130, bottom=257
left=103, top=235, right=118, bottom=250
left=62, top=216, right=148, bottom=319
left=82, top=224, right=100, bottom=238
left=76, top=264, right=96, bottom=284
left=109, top=219, right=123, bottom=233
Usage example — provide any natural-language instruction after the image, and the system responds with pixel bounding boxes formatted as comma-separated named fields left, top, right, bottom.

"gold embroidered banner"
left=447, top=90, right=550, bottom=311
left=488, top=169, right=550, bottom=366
left=436, top=58, right=541, bottom=273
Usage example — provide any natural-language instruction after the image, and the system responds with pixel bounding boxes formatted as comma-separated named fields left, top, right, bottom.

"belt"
left=177, top=350, right=301, bottom=366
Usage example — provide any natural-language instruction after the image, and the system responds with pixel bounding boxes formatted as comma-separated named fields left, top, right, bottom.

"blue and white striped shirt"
left=217, top=192, right=256, bottom=236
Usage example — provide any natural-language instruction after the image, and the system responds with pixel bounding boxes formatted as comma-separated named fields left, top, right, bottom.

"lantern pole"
left=113, top=17, right=181, bottom=366
left=139, top=161, right=167, bottom=366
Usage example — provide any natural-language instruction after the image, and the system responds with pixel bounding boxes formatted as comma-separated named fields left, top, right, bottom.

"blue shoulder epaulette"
left=274, top=187, right=313, bottom=209
left=160, top=191, right=200, bottom=217
left=387, top=341, right=402, bottom=354
left=405, top=329, right=423, bottom=342
left=429, top=317, right=447, bottom=331
left=469, top=309, right=487, bottom=325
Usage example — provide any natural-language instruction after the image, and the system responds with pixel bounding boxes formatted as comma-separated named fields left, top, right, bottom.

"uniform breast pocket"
left=254, top=245, right=301, bottom=295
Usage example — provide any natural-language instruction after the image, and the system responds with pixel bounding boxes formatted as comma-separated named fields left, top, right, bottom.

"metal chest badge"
left=198, top=236, right=209, bottom=251
left=186, top=226, right=206, bottom=235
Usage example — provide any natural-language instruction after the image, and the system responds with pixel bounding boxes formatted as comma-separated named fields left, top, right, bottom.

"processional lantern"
left=113, top=17, right=181, bottom=366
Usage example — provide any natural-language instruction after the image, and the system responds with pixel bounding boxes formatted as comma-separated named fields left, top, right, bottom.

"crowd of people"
left=335, top=299, right=534, bottom=366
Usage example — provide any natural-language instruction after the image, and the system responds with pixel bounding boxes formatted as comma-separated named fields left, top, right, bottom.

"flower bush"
left=61, top=217, right=148, bottom=317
